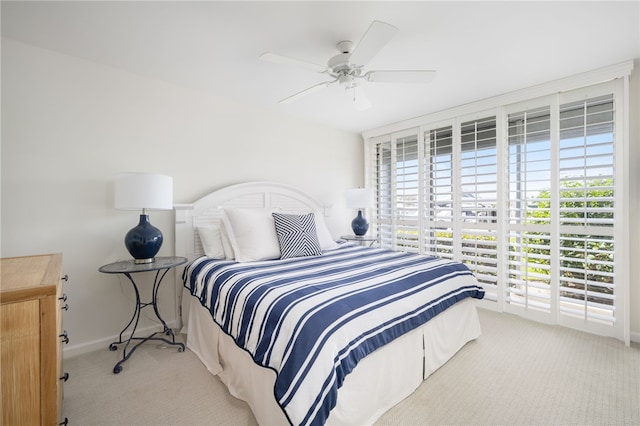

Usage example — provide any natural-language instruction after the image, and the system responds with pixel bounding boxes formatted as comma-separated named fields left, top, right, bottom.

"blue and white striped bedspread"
left=183, top=244, right=484, bottom=426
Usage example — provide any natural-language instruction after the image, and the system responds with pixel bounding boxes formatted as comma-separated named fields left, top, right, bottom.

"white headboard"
left=174, top=181, right=326, bottom=261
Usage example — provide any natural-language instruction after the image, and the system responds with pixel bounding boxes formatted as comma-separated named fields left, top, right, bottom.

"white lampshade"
left=346, top=188, right=374, bottom=209
left=115, top=173, right=173, bottom=211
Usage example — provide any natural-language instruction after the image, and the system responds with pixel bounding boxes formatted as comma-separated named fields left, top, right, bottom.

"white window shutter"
left=367, top=80, right=625, bottom=339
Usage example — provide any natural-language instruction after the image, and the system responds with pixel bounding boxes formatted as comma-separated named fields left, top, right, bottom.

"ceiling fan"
left=260, top=21, right=436, bottom=110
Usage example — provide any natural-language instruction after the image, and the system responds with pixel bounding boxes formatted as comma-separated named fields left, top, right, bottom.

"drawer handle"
left=60, top=417, right=69, bottom=426
left=61, top=274, right=69, bottom=282
left=59, top=330, right=69, bottom=345
left=60, top=372, right=69, bottom=382
left=61, top=303, right=69, bottom=311
left=59, top=293, right=68, bottom=302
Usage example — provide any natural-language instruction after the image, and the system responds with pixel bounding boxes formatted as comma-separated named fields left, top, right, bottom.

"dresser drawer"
left=1, top=253, right=64, bottom=426
left=0, top=299, right=41, bottom=425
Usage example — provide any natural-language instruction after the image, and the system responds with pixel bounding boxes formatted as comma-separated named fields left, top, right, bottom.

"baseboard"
left=631, top=331, right=640, bottom=344
left=63, top=320, right=180, bottom=358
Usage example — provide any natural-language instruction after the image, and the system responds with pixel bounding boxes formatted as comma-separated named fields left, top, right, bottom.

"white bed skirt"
left=182, top=289, right=481, bottom=425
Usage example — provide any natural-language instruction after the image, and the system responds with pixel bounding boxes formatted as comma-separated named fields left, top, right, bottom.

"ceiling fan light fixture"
left=338, top=74, right=353, bottom=85
left=261, top=20, right=436, bottom=106
left=328, top=52, right=352, bottom=74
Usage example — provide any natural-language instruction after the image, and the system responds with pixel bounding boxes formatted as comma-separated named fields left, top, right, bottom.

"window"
left=459, top=117, right=499, bottom=301
left=507, top=106, right=552, bottom=313
left=374, top=131, right=421, bottom=252
left=374, top=139, right=393, bottom=247
left=395, top=134, right=420, bottom=252
left=424, top=125, right=454, bottom=259
left=366, top=76, right=629, bottom=341
left=557, top=94, right=615, bottom=325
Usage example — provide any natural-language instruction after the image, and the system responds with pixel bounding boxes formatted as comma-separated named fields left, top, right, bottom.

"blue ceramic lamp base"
left=125, top=214, right=163, bottom=264
left=351, top=210, right=369, bottom=236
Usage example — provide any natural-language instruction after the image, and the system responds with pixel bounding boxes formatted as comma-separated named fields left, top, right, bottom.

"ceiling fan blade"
left=349, top=21, right=398, bottom=66
left=345, top=85, right=371, bottom=111
left=279, top=79, right=338, bottom=104
left=260, top=52, right=327, bottom=73
left=365, top=70, right=437, bottom=84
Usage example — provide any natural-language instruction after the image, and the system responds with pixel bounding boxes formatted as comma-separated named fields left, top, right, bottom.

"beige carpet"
left=62, top=309, right=640, bottom=425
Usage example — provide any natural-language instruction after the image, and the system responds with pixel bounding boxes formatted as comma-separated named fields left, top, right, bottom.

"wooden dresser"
left=1, top=253, right=67, bottom=426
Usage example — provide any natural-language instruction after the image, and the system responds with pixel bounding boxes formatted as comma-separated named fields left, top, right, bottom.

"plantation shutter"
left=459, top=116, right=499, bottom=301
left=394, top=133, right=420, bottom=253
left=507, top=106, right=553, bottom=313
left=366, top=75, right=627, bottom=340
left=558, top=94, right=615, bottom=325
left=372, top=131, right=420, bottom=252
left=374, top=140, right=393, bottom=249
left=423, top=125, right=454, bottom=259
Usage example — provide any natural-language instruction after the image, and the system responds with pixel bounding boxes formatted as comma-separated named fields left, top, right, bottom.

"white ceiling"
left=2, top=1, right=639, bottom=134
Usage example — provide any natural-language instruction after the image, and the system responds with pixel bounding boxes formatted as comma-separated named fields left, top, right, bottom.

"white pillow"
left=218, top=220, right=235, bottom=260
left=196, top=225, right=226, bottom=259
left=281, top=209, right=337, bottom=250
left=313, top=212, right=338, bottom=250
left=221, top=208, right=281, bottom=262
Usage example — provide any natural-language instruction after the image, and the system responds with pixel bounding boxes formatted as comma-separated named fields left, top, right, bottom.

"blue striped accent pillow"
left=272, top=212, right=323, bottom=259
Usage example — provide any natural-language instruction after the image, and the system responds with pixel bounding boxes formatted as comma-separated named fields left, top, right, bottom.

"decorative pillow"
left=272, top=212, right=323, bottom=259
left=196, top=225, right=225, bottom=259
left=281, top=210, right=338, bottom=251
left=221, top=208, right=281, bottom=262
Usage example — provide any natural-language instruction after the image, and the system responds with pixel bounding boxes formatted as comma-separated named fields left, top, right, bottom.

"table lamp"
left=346, top=188, right=374, bottom=236
left=115, top=173, right=173, bottom=264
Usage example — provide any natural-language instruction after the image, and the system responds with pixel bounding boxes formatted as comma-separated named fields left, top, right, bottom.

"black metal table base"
left=108, top=268, right=185, bottom=374
left=109, top=329, right=184, bottom=374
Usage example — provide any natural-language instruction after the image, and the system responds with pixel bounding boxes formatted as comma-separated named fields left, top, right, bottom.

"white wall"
left=1, top=39, right=363, bottom=356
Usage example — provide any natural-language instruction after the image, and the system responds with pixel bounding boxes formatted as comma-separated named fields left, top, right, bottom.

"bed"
left=174, top=181, right=484, bottom=426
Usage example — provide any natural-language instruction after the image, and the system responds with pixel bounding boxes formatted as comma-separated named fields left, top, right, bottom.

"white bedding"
left=184, top=291, right=481, bottom=425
